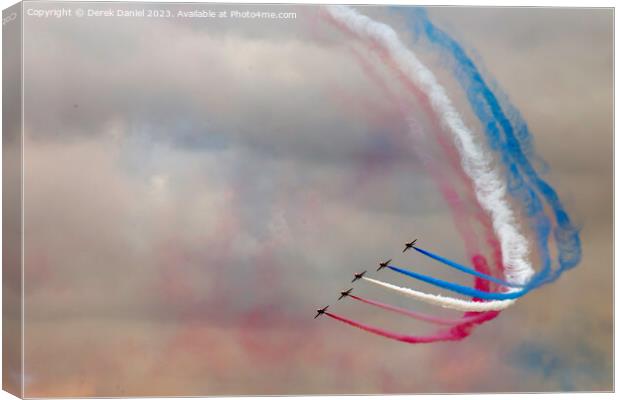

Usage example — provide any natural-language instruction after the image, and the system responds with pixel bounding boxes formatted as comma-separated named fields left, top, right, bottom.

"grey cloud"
left=15, top=4, right=613, bottom=395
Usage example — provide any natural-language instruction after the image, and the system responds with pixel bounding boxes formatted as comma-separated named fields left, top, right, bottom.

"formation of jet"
left=377, top=259, right=392, bottom=271
left=402, top=239, right=418, bottom=253
left=338, top=288, right=353, bottom=300
left=314, top=238, right=419, bottom=318
left=314, top=305, right=329, bottom=319
left=351, top=270, right=367, bottom=283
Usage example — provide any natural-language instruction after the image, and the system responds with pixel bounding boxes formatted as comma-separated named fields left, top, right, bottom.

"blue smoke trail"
left=486, top=78, right=550, bottom=174
left=387, top=265, right=529, bottom=300
left=412, top=246, right=524, bottom=288
left=401, top=8, right=581, bottom=286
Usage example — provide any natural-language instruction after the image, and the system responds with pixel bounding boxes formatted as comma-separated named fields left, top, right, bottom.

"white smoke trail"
left=362, top=277, right=515, bottom=312
left=325, top=5, right=533, bottom=285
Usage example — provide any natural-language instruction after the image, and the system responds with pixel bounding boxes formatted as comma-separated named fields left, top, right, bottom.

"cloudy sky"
left=7, top=3, right=612, bottom=396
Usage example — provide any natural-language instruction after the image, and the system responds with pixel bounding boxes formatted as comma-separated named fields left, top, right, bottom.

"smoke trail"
left=327, top=307, right=500, bottom=344
left=404, top=9, right=556, bottom=285
left=412, top=246, right=522, bottom=288
left=326, top=312, right=459, bottom=343
left=361, top=276, right=515, bottom=311
left=458, top=255, right=501, bottom=327
left=344, top=50, right=506, bottom=337
left=334, top=19, right=511, bottom=327
left=405, top=8, right=582, bottom=284
left=491, top=83, right=550, bottom=173
left=348, top=294, right=479, bottom=325
left=346, top=36, right=507, bottom=281
left=332, top=257, right=503, bottom=344
left=386, top=265, right=529, bottom=300
left=345, top=44, right=481, bottom=259
left=323, top=9, right=513, bottom=341
left=325, top=5, right=533, bottom=285
left=405, top=117, right=482, bottom=258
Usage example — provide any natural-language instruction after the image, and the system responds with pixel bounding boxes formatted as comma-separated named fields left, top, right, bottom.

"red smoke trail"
left=327, top=255, right=501, bottom=344
left=323, top=11, right=483, bottom=260
left=366, top=36, right=505, bottom=279
left=349, top=294, right=480, bottom=326
left=327, top=306, right=498, bottom=344
left=324, top=11, right=505, bottom=276
left=460, top=254, right=501, bottom=324
left=369, top=44, right=497, bottom=267
left=344, top=43, right=481, bottom=258
left=321, top=11, right=505, bottom=342
left=325, top=312, right=458, bottom=344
